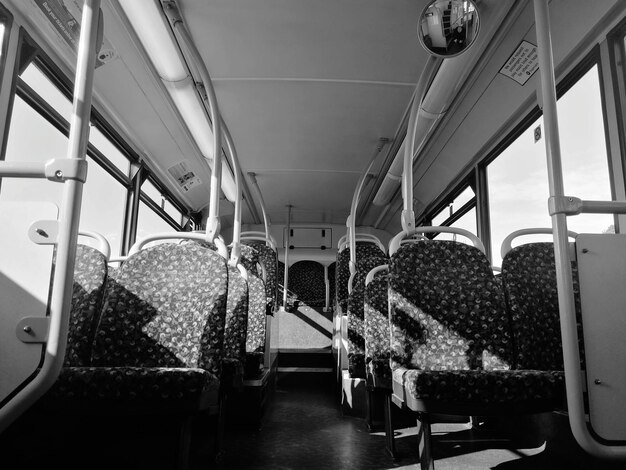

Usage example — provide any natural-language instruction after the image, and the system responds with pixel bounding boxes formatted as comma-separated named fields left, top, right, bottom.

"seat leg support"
left=384, top=392, right=397, bottom=459
left=417, top=413, right=434, bottom=470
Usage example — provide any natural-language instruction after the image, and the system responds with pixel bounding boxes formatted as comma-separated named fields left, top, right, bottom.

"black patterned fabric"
left=389, top=241, right=512, bottom=372
left=91, top=243, right=229, bottom=379
left=364, top=271, right=391, bottom=389
left=288, top=261, right=326, bottom=308
left=46, top=366, right=219, bottom=408
left=500, top=242, right=581, bottom=370
left=239, top=244, right=260, bottom=276
left=246, top=241, right=278, bottom=311
left=389, top=240, right=565, bottom=409
left=277, top=260, right=286, bottom=307
left=348, top=245, right=388, bottom=379
left=328, top=262, right=336, bottom=311
left=246, top=275, right=266, bottom=354
left=64, top=244, right=108, bottom=367
left=224, top=265, right=249, bottom=374
left=393, top=367, right=564, bottom=406
left=335, top=249, right=351, bottom=312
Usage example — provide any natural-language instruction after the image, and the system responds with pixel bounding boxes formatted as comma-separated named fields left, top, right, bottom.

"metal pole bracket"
left=45, top=159, right=88, bottom=183
left=16, top=317, right=50, bottom=343
left=548, top=196, right=582, bottom=216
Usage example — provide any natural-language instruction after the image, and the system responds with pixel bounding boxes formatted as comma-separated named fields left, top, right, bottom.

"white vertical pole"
left=282, top=204, right=292, bottom=309
left=0, top=0, right=102, bottom=432
left=534, top=0, right=626, bottom=459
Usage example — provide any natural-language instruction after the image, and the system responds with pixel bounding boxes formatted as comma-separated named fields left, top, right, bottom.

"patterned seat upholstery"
left=64, top=244, right=108, bottom=367
left=347, top=244, right=388, bottom=379
left=221, top=263, right=249, bottom=388
left=288, top=261, right=327, bottom=309
left=240, top=244, right=267, bottom=378
left=328, top=262, right=336, bottom=310
left=245, top=241, right=278, bottom=313
left=389, top=240, right=564, bottom=415
left=364, top=270, right=391, bottom=389
left=335, top=249, right=350, bottom=312
left=500, top=242, right=582, bottom=370
left=46, top=242, right=228, bottom=411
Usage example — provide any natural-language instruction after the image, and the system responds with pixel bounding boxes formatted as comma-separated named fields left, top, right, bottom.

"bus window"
left=20, top=63, right=72, bottom=121
left=142, top=178, right=184, bottom=226
left=429, top=186, right=477, bottom=241
left=487, top=64, right=612, bottom=266
left=89, top=126, right=131, bottom=176
left=136, top=200, right=179, bottom=242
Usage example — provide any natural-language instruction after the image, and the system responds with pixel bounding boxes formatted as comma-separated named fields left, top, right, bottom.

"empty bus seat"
left=245, top=240, right=278, bottom=314
left=222, top=263, right=249, bottom=389
left=364, top=267, right=391, bottom=390
left=41, top=241, right=229, bottom=467
left=347, top=244, right=388, bottom=379
left=389, top=239, right=565, bottom=468
left=335, top=248, right=351, bottom=312
left=239, top=244, right=267, bottom=379
left=63, top=244, right=109, bottom=367
left=500, top=239, right=583, bottom=370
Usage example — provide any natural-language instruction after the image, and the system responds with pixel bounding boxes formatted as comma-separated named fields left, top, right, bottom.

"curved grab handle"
left=128, top=232, right=228, bottom=260
left=347, top=271, right=356, bottom=296
left=338, top=233, right=385, bottom=253
left=500, top=227, right=578, bottom=259
left=241, top=231, right=277, bottom=250
left=78, top=230, right=111, bottom=260
left=365, top=264, right=389, bottom=286
left=389, top=226, right=485, bottom=256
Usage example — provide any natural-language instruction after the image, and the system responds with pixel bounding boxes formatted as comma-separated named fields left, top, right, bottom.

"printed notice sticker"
left=499, top=40, right=539, bottom=86
left=31, top=0, right=116, bottom=67
left=168, top=162, right=202, bottom=193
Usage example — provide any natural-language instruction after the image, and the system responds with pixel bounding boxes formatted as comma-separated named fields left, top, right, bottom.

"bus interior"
left=1, top=0, right=626, bottom=469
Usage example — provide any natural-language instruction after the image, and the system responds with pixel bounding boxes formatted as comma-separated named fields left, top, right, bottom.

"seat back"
left=64, top=244, right=108, bottom=367
left=239, top=245, right=268, bottom=377
left=335, top=249, right=351, bottom=312
left=388, top=240, right=513, bottom=372
left=347, top=244, right=388, bottom=378
left=500, top=242, right=580, bottom=370
left=364, top=267, right=391, bottom=387
left=91, top=242, right=228, bottom=378
left=245, top=240, right=278, bottom=312
left=288, top=261, right=327, bottom=309
left=224, top=264, right=249, bottom=368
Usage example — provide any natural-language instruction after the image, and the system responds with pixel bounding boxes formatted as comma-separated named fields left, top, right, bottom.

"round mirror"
left=418, top=0, right=480, bottom=58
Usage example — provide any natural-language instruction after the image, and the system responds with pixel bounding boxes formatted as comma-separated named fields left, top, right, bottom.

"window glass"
left=433, top=207, right=477, bottom=242
left=89, top=126, right=130, bottom=175
left=136, top=200, right=178, bottom=242
left=431, top=186, right=475, bottom=226
left=487, top=65, right=612, bottom=266
left=142, top=180, right=162, bottom=206
left=1, top=95, right=67, bottom=205
left=2, top=96, right=127, bottom=257
left=20, top=63, right=73, bottom=120
left=80, top=157, right=126, bottom=257
left=164, top=200, right=183, bottom=225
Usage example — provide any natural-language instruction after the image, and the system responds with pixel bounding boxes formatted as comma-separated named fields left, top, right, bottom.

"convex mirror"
left=418, top=0, right=480, bottom=58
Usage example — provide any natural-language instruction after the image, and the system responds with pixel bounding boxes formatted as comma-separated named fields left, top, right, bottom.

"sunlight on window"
left=488, top=65, right=612, bottom=266
left=21, top=64, right=73, bottom=120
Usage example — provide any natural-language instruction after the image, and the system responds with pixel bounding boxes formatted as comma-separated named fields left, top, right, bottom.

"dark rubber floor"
left=213, top=372, right=626, bottom=470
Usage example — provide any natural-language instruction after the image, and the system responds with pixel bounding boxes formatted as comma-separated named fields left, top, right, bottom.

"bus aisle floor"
left=208, top=372, right=626, bottom=470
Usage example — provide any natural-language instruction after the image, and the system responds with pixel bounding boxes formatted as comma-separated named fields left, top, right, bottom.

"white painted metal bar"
left=221, top=121, right=243, bottom=267
left=164, top=1, right=223, bottom=242
left=281, top=204, right=292, bottom=309
left=347, top=138, right=388, bottom=295
left=0, top=0, right=102, bottom=433
left=248, top=172, right=274, bottom=248
left=401, top=55, right=440, bottom=234
left=533, top=0, right=626, bottom=459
